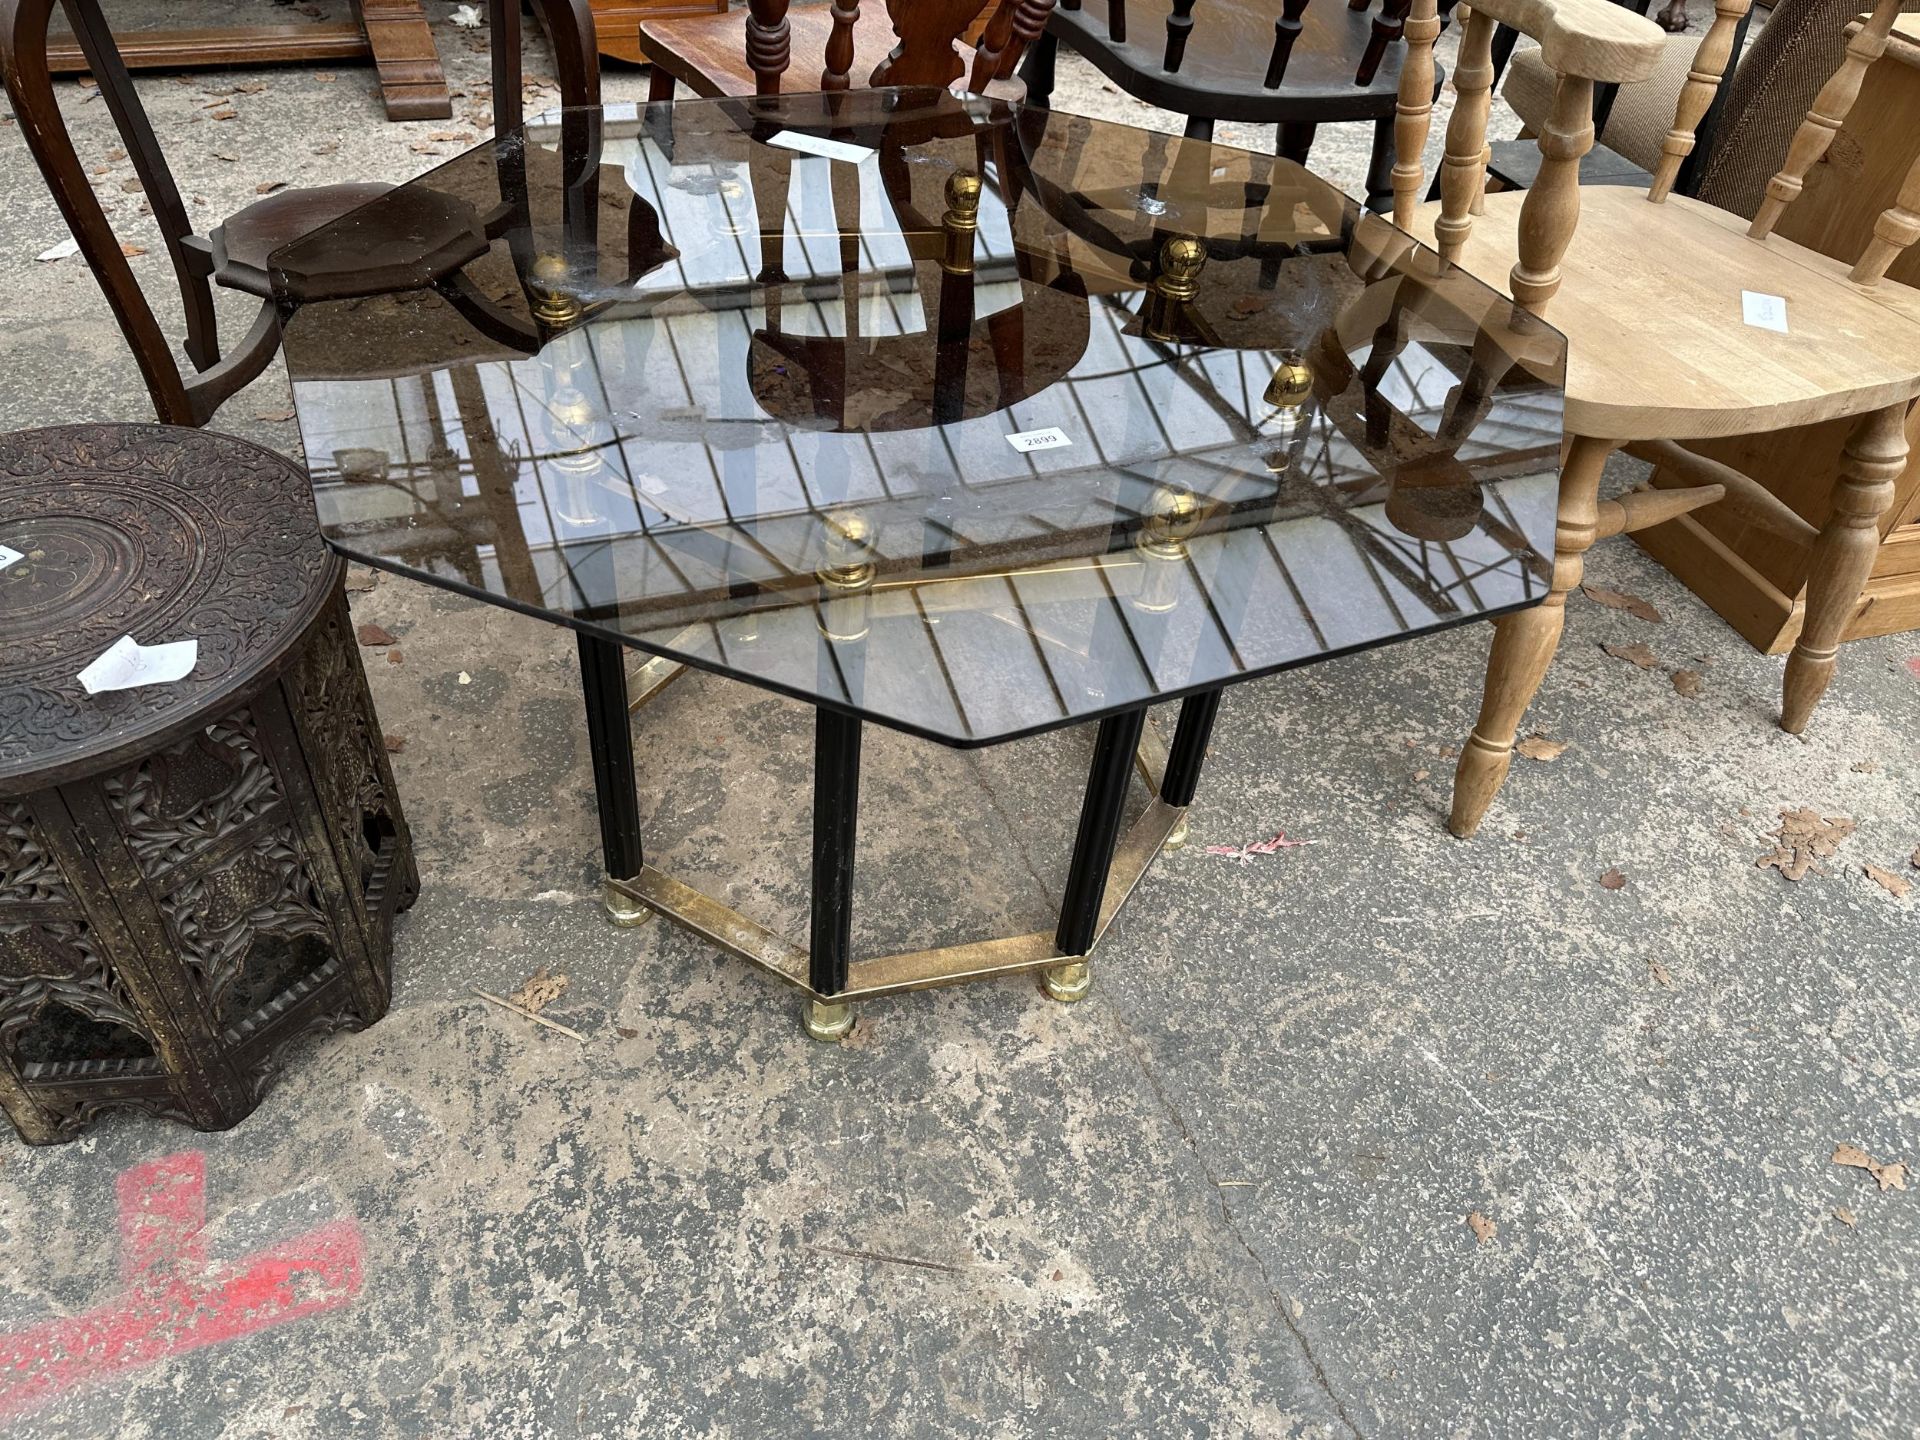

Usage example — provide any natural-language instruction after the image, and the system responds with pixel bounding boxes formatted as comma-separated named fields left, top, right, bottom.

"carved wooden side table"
left=0, top=425, right=416, bottom=1145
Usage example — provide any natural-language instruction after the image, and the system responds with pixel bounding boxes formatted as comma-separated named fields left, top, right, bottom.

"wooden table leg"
left=353, top=0, right=453, bottom=120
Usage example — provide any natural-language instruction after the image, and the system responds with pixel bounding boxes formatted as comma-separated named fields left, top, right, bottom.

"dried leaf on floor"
left=1601, top=642, right=1659, bottom=669
left=1516, top=735, right=1568, bottom=762
left=383, top=734, right=406, bottom=754
left=1230, top=295, right=1265, bottom=317
left=1413, top=768, right=1430, bottom=782
left=408, top=142, right=444, bottom=156
left=1911, top=845, right=1920, bottom=870
left=840, top=1017, right=877, bottom=1049
left=1833, top=1205, right=1856, bottom=1227
left=616, top=1027, right=639, bottom=1039
left=312, top=140, right=339, bottom=155
left=428, top=130, right=474, bottom=143
left=1598, top=868, right=1627, bottom=890
left=1648, top=959, right=1672, bottom=986
left=255, top=180, right=287, bottom=195
left=509, top=967, right=569, bottom=1015
left=1862, top=864, right=1913, bottom=899
left=1757, top=808, right=1857, bottom=882
left=343, top=565, right=380, bottom=593
left=1671, top=669, right=1704, bottom=699
left=254, top=407, right=295, bottom=422
left=119, top=176, right=142, bottom=193
left=118, top=241, right=146, bottom=257
left=1205, top=832, right=1314, bottom=861
left=387, top=649, right=403, bottom=665
left=355, top=622, right=397, bottom=647
left=1582, top=584, right=1662, bottom=623
left=1466, top=1211, right=1497, bottom=1244
left=1833, top=1143, right=1909, bottom=1192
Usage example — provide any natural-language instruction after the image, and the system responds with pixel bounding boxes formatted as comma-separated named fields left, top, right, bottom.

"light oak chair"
left=638, top=0, right=1052, bottom=101
left=1384, top=0, right=1920, bottom=837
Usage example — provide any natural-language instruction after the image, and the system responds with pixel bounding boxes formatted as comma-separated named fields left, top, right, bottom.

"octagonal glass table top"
left=271, top=89, right=1566, bottom=747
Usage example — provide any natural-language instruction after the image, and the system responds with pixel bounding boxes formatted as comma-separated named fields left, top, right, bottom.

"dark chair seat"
left=211, top=180, right=493, bottom=298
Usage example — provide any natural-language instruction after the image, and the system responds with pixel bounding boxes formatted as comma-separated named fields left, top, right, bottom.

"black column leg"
left=1278, top=121, right=1317, bottom=167
left=1184, top=114, right=1215, bottom=142
left=577, top=632, right=647, bottom=923
left=1054, top=705, right=1149, bottom=964
left=1020, top=29, right=1058, bottom=106
left=806, top=708, right=862, bottom=1035
left=1161, top=688, right=1222, bottom=807
left=1363, top=114, right=1396, bottom=214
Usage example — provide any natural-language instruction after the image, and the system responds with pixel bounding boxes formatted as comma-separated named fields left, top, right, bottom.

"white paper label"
left=0, top=543, right=22, bottom=572
left=77, top=635, right=199, bottom=695
left=1006, top=426, right=1072, bottom=454
left=1741, top=291, right=1789, bottom=334
left=35, top=237, right=79, bottom=263
left=767, top=131, right=875, bottom=165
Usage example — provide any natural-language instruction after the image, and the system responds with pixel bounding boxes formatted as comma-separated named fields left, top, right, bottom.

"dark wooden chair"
left=1019, top=0, right=1444, bottom=213
left=0, top=0, right=598, bottom=427
left=638, top=0, right=1054, bottom=101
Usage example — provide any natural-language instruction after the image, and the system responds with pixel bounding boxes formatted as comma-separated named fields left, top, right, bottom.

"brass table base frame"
left=603, top=746, right=1186, bottom=1033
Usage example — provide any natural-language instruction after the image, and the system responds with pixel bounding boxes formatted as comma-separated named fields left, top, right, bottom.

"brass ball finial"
left=945, top=170, right=983, bottom=221
left=1263, top=349, right=1314, bottom=412
left=1157, top=235, right=1207, bottom=303
left=820, top=510, right=877, bottom=583
left=1138, top=484, right=1201, bottom=559
left=529, top=251, right=582, bottom=328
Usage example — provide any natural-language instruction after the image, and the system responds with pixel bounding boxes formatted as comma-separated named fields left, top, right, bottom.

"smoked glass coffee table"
left=271, top=89, right=1565, bottom=1037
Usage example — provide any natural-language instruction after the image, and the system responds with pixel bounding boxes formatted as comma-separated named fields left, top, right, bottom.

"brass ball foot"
left=802, top=999, right=854, bottom=1042
left=1162, top=814, right=1191, bottom=853
left=602, top=880, right=654, bottom=928
left=1040, top=960, right=1092, bottom=1004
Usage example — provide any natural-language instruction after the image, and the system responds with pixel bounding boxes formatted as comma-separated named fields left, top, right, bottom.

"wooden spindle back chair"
left=642, top=0, right=1054, bottom=102
left=1023, top=0, right=1438, bottom=212
left=1378, top=0, right=1920, bottom=838
left=0, top=0, right=597, bottom=426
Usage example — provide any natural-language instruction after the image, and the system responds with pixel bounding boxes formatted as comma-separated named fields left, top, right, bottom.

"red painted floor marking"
left=0, top=1152, right=362, bottom=1423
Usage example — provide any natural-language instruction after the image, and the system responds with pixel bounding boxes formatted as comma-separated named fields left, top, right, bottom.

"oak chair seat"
left=1407, top=186, right=1920, bottom=439
left=641, top=2, right=981, bottom=97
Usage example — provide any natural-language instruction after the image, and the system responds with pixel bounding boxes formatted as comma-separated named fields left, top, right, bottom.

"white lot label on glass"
left=77, top=635, right=199, bottom=695
left=0, top=543, right=22, bottom=572
left=1006, top=426, right=1073, bottom=454
left=1742, top=291, right=1789, bottom=334
left=767, top=131, right=875, bottom=164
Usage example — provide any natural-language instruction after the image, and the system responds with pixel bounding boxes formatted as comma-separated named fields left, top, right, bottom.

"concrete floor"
left=2, top=7, right=1918, bottom=1438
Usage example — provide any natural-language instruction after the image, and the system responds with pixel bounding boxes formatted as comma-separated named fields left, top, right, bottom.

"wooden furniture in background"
left=586, top=0, right=728, bottom=65
left=639, top=0, right=1052, bottom=99
left=1023, top=0, right=1432, bottom=214
left=0, top=0, right=597, bottom=427
left=0, top=425, right=415, bottom=1145
left=1635, top=12, right=1920, bottom=648
left=44, top=0, right=455, bottom=121
left=1387, top=0, right=1920, bottom=837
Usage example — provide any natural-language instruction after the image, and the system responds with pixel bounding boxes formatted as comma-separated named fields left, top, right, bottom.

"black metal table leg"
left=1052, top=705, right=1150, bottom=987
left=577, top=631, right=647, bottom=924
left=805, top=707, right=863, bottom=1038
left=1161, top=687, right=1222, bottom=808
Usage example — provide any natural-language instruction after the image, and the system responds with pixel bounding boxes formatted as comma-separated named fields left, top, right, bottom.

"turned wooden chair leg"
left=648, top=66, right=678, bottom=102
left=1781, top=404, right=1908, bottom=733
left=1450, top=434, right=1616, bottom=838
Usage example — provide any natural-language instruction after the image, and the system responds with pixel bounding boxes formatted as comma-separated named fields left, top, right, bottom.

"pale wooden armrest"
left=1470, top=0, right=1667, bottom=83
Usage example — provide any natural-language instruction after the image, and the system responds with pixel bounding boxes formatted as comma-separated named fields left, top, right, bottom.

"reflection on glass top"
left=271, top=89, right=1566, bottom=746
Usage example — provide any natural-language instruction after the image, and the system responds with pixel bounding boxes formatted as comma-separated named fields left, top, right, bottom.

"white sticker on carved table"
left=78, top=635, right=199, bottom=695
left=1741, top=291, right=1789, bottom=334
left=767, top=131, right=875, bottom=164
left=1006, top=426, right=1073, bottom=453
left=0, top=543, right=23, bottom=572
